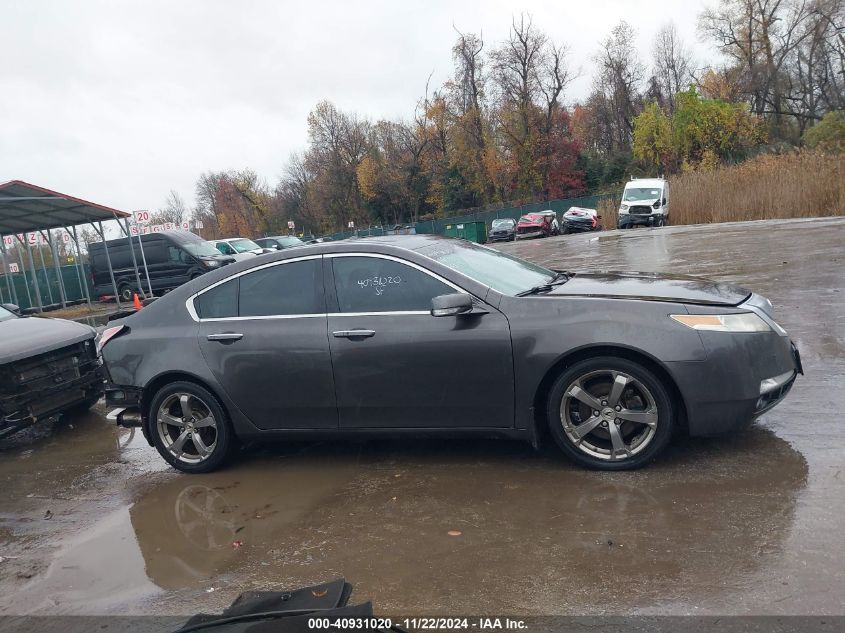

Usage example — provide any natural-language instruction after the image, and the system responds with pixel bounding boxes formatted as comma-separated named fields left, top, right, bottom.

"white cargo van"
left=618, top=177, right=668, bottom=229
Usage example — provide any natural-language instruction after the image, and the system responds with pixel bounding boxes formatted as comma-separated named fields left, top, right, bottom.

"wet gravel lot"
left=0, top=217, right=843, bottom=617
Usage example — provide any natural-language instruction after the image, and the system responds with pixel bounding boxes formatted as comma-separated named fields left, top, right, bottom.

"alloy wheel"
left=156, top=393, right=218, bottom=464
left=559, top=369, right=659, bottom=461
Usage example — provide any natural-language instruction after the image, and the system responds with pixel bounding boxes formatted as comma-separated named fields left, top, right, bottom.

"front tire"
left=148, top=381, right=235, bottom=473
left=546, top=357, right=674, bottom=470
left=117, top=283, right=134, bottom=303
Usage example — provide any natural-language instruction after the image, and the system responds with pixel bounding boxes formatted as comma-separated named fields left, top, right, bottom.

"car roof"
left=626, top=178, right=665, bottom=187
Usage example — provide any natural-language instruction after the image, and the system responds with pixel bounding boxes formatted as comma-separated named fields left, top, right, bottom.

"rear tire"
left=148, top=381, right=235, bottom=473
left=546, top=357, right=674, bottom=470
left=117, top=283, right=134, bottom=303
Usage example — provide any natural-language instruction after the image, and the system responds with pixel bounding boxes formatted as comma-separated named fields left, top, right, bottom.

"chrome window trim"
left=186, top=252, right=474, bottom=323
left=186, top=254, right=323, bottom=323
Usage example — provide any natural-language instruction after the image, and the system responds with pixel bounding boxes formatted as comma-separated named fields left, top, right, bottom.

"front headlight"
left=620, top=204, right=629, bottom=212
left=670, top=312, right=771, bottom=332
left=203, top=259, right=221, bottom=268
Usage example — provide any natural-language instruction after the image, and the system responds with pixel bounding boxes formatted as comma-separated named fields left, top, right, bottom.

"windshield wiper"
left=517, top=271, right=572, bottom=296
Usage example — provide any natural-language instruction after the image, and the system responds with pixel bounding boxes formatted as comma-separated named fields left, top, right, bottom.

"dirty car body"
left=100, top=235, right=801, bottom=473
left=0, top=305, right=104, bottom=438
left=516, top=211, right=558, bottom=239
left=562, top=207, right=601, bottom=233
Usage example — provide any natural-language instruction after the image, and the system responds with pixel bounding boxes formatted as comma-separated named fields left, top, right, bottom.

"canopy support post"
left=42, top=230, right=67, bottom=308
left=69, top=225, right=92, bottom=307
left=0, top=237, right=19, bottom=306
left=117, top=216, right=147, bottom=299
left=19, top=234, right=43, bottom=312
left=92, top=221, right=121, bottom=310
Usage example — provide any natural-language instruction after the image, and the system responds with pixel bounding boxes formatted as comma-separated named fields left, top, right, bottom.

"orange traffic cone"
left=133, top=293, right=143, bottom=310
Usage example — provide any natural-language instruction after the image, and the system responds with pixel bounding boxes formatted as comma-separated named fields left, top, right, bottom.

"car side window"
left=215, top=243, right=233, bottom=255
left=238, top=259, right=324, bottom=316
left=168, top=246, right=189, bottom=263
left=196, top=279, right=238, bottom=319
left=332, top=256, right=452, bottom=313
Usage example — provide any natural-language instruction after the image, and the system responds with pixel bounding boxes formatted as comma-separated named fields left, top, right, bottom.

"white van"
left=618, top=178, right=668, bottom=229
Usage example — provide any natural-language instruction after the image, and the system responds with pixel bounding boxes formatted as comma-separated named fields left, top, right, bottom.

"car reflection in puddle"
left=127, top=425, right=807, bottom=613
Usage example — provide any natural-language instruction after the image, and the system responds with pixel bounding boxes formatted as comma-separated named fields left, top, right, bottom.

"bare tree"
left=593, top=21, right=646, bottom=151
left=699, top=0, right=814, bottom=134
left=153, top=189, right=188, bottom=225
left=652, top=22, right=695, bottom=111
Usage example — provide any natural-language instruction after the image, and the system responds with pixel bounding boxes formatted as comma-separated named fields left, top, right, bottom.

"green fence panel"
left=0, top=264, right=90, bottom=311
left=316, top=193, right=619, bottom=242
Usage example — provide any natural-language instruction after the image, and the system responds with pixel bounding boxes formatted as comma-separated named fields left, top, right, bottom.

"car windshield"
left=491, top=219, right=514, bottom=228
left=0, top=305, right=15, bottom=322
left=624, top=187, right=662, bottom=202
left=418, top=240, right=554, bottom=296
left=180, top=240, right=222, bottom=257
left=230, top=238, right=261, bottom=253
left=274, top=236, right=304, bottom=247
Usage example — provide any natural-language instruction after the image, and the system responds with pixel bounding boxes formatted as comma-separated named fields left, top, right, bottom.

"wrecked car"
left=561, top=207, right=603, bottom=234
left=516, top=210, right=559, bottom=239
left=0, top=303, right=104, bottom=439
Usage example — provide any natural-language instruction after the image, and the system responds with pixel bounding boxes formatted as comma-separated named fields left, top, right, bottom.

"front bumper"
left=619, top=213, right=662, bottom=227
left=516, top=229, right=545, bottom=239
left=667, top=333, right=802, bottom=437
left=563, top=221, right=596, bottom=233
left=488, top=232, right=514, bottom=242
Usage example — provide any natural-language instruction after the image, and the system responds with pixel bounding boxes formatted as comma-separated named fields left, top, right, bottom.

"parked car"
left=516, top=210, right=560, bottom=239
left=101, top=235, right=801, bottom=474
left=562, top=207, right=603, bottom=234
left=210, top=238, right=272, bottom=260
left=90, top=230, right=235, bottom=302
left=254, top=235, right=305, bottom=251
left=618, top=177, right=669, bottom=229
left=0, top=303, right=104, bottom=439
left=488, top=218, right=517, bottom=242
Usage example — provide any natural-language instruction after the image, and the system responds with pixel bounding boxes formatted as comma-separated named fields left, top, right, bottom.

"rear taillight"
left=591, top=217, right=597, bottom=228
left=97, top=325, right=127, bottom=354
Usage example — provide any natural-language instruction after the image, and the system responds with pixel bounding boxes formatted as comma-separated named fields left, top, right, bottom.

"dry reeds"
left=668, top=151, right=845, bottom=225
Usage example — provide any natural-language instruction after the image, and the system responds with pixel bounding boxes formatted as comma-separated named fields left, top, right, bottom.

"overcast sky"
left=1, top=0, right=719, bottom=217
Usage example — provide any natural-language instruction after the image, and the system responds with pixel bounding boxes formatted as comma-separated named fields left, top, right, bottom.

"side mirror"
left=662, top=198, right=667, bottom=205
left=431, top=293, right=473, bottom=317
left=1, top=303, right=21, bottom=315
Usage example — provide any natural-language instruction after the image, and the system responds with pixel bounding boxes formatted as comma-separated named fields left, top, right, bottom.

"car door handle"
left=206, top=332, right=244, bottom=342
left=332, top=329, right=376, bottom=339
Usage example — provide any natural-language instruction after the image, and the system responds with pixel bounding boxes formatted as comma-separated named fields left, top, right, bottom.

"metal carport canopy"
left=0, top=180, right=141, bottom=312
left=0, top=180, right=130, bottom=233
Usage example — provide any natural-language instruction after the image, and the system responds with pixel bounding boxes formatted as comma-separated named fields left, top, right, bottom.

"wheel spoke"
left=193, top=433, right=211, bottom=458
left=179, top=395, right=192, bottom=420
left=607, top=422, right=629, bottom=460
left=159, top=413, right=183, bottom=427
left=567, top=385, right=603, bottom=411
left=607, top=373, right=628, bottom=407
left=570, top=416, right=603, bottom=441
left=193, top=416, right=215, bottom=429
left=170, top=430, right=191, bottom=457
left=618, top=409, right=658, bottom=427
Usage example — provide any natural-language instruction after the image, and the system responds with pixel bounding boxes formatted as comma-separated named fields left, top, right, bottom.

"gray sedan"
left=100, top=235, right=801, bottom=473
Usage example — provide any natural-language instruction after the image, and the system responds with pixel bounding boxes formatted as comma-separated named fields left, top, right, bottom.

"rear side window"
left=332, top=256, right=452, bottom=313
left=195, top=279, right=237, bottom=319
left=238, top=259, right=324, bottom=316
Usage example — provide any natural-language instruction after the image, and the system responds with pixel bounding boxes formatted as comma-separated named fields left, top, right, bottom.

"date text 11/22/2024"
left=307, top=617, right=528, bottom=630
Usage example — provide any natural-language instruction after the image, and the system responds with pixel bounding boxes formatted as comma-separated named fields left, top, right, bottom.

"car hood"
left=0, top=316, right=96, bottom=364
left=546, top=271, right=751, bottom=306
left=624, top=198, right=659, bottom=207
